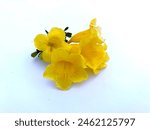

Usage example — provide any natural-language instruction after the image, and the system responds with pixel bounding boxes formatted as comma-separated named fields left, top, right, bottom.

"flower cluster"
left=31, top=18, right=109, bottom=90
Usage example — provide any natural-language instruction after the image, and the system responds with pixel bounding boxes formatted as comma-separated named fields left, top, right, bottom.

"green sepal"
left=31, top=51, right=38, bottom=58
left=64, top=27, right=69, bottom=31
left=45, top=30, right=48, bottom=34
left=31, top=49, right=42, bottom=58
left=65, top=32, right=72, bottom=37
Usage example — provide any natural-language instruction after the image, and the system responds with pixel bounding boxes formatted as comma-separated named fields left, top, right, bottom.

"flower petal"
left=68, top=29, right=90, bottom=43
left=51, top=48, right=69, bottom=63
left=48, top=27, right=65, bottom=47
left=43, top=62, right=73, bottom=90
left=80, top=37, right=109, bottom=72
left=34, top=34, right=48, bottom=51
left=40, top=48, right=52, bottom=63
left=90, top=18, right=96, bottom=28
left=70, top=66, right=88, bottom=82
left=69, top=44, right=81, bottom=54
left=43, top=64, right=55, bottom=80
left=68, top=54, right=86, bottom=68
left=55, top=75, right=72, bottom=90
left=93, top=63, right=107, bottom=74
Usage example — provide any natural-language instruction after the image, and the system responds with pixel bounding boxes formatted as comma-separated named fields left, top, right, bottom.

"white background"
left=0, top=0, right=150, bottom=112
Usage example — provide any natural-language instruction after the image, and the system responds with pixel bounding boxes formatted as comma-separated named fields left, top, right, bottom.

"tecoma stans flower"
left=68, top=18, right=109, bottom=74
left=34, top=27, right=66, bottom=62
left=43, top=48, right=88, bottom=90
left=80, top=37, right=109, bottom=74
left=32, top=18, right=109, bottom=90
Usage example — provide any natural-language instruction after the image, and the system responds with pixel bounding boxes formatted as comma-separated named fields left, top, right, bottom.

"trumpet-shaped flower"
left=43, top=48, right=88, bottom=90
left=34, top=27, right=66, bottom=62
left=80, top=37, right=109, bottom=74
left=68, top=19, right=109, bottom=74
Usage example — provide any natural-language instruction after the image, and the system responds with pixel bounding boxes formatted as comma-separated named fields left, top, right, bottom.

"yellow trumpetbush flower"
left=32, top=18, right=109, bottom=90
left=68, top=18, right=103, bottom=44
left=68, top=18, right=109, bottom=74
left=80, top=36, right=109, bottom=74
left=43, top=48, right=88, bottom=90
left=34, top=27, right=66, bottom=62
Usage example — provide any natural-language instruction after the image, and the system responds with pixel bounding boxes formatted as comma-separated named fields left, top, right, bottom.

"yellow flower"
left=43, top=48, right=88, bottom=90
left=80, top=37, right=109, bottom=74
left=34, top=27, right=66, bottom=62
left=68, top=18, right=109, bottom=74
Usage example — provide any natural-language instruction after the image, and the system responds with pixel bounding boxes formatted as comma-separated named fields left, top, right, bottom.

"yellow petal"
left=90, top=18, right=96, bottom=28
left=43, top=64, right=55, bottom=80
left=102, top=42, right=107, bottom=50
left=93, top=63, right=107, bottom=74
left=68, top=54, right=86, bottom=68
left=89, top=18, right=104, bottom=44
left=55, top=75, right=72, bottom=90
left=51, top=48, right=69, bottom=63
left=68, top=29, right=90, bottom=43
left=70, top=66, right=88, bottom=82
left=34, top=34, right=48, bottom=51
left=62, top=41, right=71, bottom=51
left=51, top=48, right=85, bottom=67
left=90, top=26, right=104, bottom=44
left=40, top=48, right=52, bottom=63
left=80, top=36, right=98, bottom=48
left=80, top=37, right=109, bottom=72
left=105, top=52, right=110, bottom=61
left=69, top=44, right=81, bottom=54
left=43, top=62, right=73, bottom=90
left=48, top=27, right=65, bottom=47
